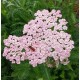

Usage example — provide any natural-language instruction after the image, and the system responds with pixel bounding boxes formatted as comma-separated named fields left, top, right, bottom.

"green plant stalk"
left=43, top=64, right=50, bottom=80
left=40, top=64, right=50, bottom=80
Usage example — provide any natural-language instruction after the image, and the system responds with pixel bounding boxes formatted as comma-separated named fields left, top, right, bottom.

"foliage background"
left=1, top=0, right=79, bottom=80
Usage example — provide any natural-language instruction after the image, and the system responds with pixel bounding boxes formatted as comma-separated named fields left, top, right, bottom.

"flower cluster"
left=3, top=35, right=26, bottom=64
left=3, top=9, right=74, bottom=67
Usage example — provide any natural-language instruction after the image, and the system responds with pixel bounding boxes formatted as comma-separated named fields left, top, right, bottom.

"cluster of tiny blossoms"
left=3, top=9, right=74, bottom=67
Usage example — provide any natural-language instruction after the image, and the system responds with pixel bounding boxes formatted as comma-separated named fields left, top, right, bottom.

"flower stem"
left=41, top=64, right=51, bottom=80
left=44, top=64, right=50, bottom=80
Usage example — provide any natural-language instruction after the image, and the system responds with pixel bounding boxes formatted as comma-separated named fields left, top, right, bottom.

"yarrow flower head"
left=3, top=9, right=74, bottom=67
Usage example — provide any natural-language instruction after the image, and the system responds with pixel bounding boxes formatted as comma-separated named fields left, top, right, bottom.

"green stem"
left=39, top=64, right=51, bottom=80
left=43, top=64, right=50, bottom=80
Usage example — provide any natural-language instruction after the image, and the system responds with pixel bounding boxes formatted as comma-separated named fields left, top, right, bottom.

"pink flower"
left=3, top=9, right=74, bottom=67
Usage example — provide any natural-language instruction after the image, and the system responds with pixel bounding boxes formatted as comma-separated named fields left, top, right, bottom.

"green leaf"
left=11, top=61, right=31, bottom=80
left=71, top=13, right=77, bottom=23
left=60, top=71, right=65, bottom=79
left=67, top=64, right=73, bottom=71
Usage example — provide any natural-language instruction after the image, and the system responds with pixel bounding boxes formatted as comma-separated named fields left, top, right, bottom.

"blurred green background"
left=1, top=0, right=79, bottom=80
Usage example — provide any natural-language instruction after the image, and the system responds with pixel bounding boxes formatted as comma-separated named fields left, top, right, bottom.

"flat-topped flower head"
left=3, top=9, right=74, bottom=67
